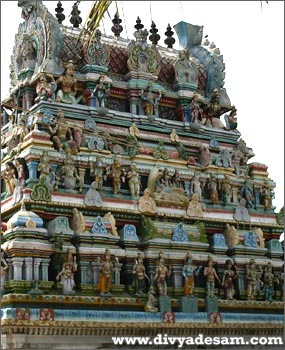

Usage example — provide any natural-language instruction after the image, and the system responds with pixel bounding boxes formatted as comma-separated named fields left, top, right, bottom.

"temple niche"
left=0, top=1, right=283, bottom=349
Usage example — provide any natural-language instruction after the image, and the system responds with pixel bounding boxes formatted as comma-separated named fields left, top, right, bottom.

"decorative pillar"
left=21, top=86, right=35, bottom=110
left=28, top=161, right=39, bottom=179
left=253, top=186, right=261, bottom=207
left=51, top=164, right=58, bottom=183
left=41, top=258, right=50, bottom=281
left=33, top=258, right=42, bottom=281
left=7, top=258, right=13, bottom=280
left=113, top=262, right=122, bottom=285
left=171, top=264, right=183, bottom=288
left=232, top=186, right=239, bottom=204
left=12, top=257, right=24, bottom=280
left=91, top=261, right=101, bottom=285
left=84, top=81, right=97, bottom=107
left=78, top=168, right=86, bottom=193
left=24, top=257, right=34, bottom=281
left=80, top=261, right=90, bottom=285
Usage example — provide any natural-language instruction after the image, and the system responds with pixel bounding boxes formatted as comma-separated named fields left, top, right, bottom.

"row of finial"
left=54, top=1, right=175, bottom=48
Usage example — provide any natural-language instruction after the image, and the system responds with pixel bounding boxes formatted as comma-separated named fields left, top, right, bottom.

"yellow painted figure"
left=99, top=249, right=113, bottom=294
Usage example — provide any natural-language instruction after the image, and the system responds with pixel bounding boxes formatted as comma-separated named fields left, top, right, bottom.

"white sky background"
left=1, top=1, right=284, bottom=213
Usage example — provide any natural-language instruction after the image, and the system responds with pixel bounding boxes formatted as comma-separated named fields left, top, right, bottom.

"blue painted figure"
left=172, top=222, right=189, bottom=242
left=244, top=231, right=258, bottom=248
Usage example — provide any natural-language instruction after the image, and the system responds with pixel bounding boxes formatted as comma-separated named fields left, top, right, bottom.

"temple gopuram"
left=1, top=1, right=284, bottom=349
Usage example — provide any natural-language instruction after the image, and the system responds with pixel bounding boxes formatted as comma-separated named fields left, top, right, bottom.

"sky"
left=1, top=1, right=284, bottom=213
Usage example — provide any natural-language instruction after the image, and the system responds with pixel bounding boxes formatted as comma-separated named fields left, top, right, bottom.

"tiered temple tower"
left=1, top=1, right=284, bottom=349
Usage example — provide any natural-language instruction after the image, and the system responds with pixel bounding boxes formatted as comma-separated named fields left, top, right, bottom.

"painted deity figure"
left=260, top=181, right=272, bottom=211
left=138, top=188, right=157, bottom=214
left=15, top=158, right=29, bottom=187
left=141, top=82, right=162, bottom=117
left=145, top=286, right=158, bottom=313
left=99, top=249, right=113, bottom=295
left=132, top=252, right=150, bottom=295
left=190, top=173, right=202, bottom=200
left=246, top=258, right=263, bottom=300
left=107, top=158, right=126, bottom=195
left=241, top=180, right=254, bottom=209
left=35, top=73, right=56, bottom=103
left=13, top=158, right=29, bottom=204
left=154, top=252, right=171, bottom=296
left=263, top=262, right=275, bottom=303
left=90, top=157, right=105, bottom=191
left=204, top=256, right=221, bottom=298
left=208, top=175, right=218, bottom=204
left=56, top=248, right=77, bottom=294
left=59, top=150, right=80, bottom=191
left=37, top=150, right=56, bottom=190
left=56, top=61, right=79, bottom=104
left=221, top=175, right=232, bottom=206
left=3, top=161, right=18, bottom=195
left=49, top=110, right=73, bottom=151
left=190, top=93, right=203, bottom=123
left=222, top=260, right=238, bottom=300
left=127, top=163, right=141, bottom=198
left=92, top=74, right=110, bottom=108
left=182, top=252, right=200, bottom=296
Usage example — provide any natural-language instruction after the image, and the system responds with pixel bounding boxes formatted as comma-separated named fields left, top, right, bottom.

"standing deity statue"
left=132, top=252, right=150, bottom=295
left=241, top=180, right=254, bottom=209
left=190, top=173, right=202, bottom=200
left=190, top=93, right=203, bottom=123
left=56, top=248, right=77, bottom=294
left=182, top=252, right=200, bottom=296
left=141, top=82, right=162, bottom=118
left=106, top=158, right=126, bottom=195
left=221, top=175, right=232, bottom=206
left=260, top=181, right=272, bottom=211
left=246, top=258, right=263, bottom=300
left=127, top=163, right=141, bottom=198
left=222, top=259, right=238, bottom=300
left=154, top=252, right=172, bottom=296
left=37, top=150, right=56, bottom=190
left=204, top=256, right=221, bottom=298
left=92, top=74, right=110, bottom=108
left=98, top=249, right=113, bottom=295
left=3, top=161, right=18, bottom=195
left=263, top=261, right=275, bottom=303
left=90, top=156, right=105, bottom=191
left=208, top=175, right=218, bottom=204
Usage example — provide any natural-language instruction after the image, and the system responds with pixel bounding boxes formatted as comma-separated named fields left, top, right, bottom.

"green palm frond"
left=78, top=0, right=113, bottom=47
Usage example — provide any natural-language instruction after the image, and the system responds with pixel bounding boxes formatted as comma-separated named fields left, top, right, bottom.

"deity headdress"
left=184, top=252, right=193, bottom=263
